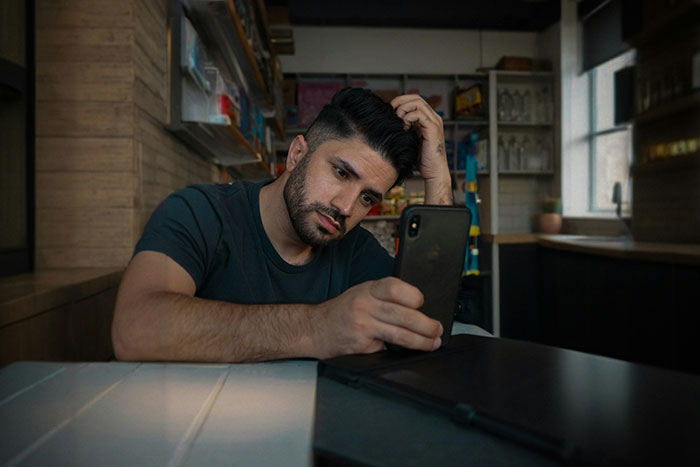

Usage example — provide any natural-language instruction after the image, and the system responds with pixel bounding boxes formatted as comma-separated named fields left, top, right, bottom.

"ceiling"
left=266, top=0, right=561, bottom=32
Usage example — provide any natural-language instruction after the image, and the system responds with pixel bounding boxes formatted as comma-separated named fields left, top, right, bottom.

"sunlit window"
left=588, top=50, right=635, bottom=213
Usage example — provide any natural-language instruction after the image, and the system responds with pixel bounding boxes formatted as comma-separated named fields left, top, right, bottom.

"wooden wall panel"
left=36, top=172, right=134, bottom=209
left=36, top=102, right=134, bottom=137
left=36, top=208, right=132, bottom=248
left=36, top=248, right=134, bottom=269
left=134, top=76, right=166, bottom=123
left=36, top=0, right=133, bottom=28
left=36, top=137, right=134, bottom=172
left=36, top=28, right=134, bottom=63
left=134, top=0, right=167, bottom=74
left=36, top=62, right=133, bottom=102
left=34, top=0, right=220, bottom=270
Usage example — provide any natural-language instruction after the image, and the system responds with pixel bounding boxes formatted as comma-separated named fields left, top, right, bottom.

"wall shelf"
left=498, top=121, right=552, bottom=128
left=187, top=0, right=271, bottom=109
left=168, top=0, right=285, bottom=176
left=635, top=91, right=700, bottom=126
left=170, top=121, right=262, bottom=166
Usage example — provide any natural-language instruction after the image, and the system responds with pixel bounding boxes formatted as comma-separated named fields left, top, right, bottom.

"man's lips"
left=317, top=211, right=340, bottom=234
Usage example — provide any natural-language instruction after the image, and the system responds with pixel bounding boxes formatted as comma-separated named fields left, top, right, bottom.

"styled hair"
left=304, top=87, right=419, bottom=186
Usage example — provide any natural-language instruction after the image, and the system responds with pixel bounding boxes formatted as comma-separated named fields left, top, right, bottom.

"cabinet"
left=167, top=0, right=286, bottom=180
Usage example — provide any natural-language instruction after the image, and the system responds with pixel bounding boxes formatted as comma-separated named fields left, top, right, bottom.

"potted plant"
left=536, top=196, right=562, bottom=234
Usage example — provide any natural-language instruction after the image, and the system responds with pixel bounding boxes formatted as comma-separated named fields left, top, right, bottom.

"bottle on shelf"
left=502, top=88, right=513, bottom=122
left=541, top=86, right=553, bottom=124
left=512, top=89, right=523, bottom=122
left=507, top=135, right=518, bottom=171
left=497, top=89, right=506, bottom=121
left=523, top=89, right=532, bottom=123
left=520, top=136, right=532, bottom=170
left=498, top=136, right=507, bottom=171
left=541, top=138, right=552, bottom=170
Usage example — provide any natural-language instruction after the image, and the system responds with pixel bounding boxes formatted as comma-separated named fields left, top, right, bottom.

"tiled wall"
left=35, top=0, right=221, bottom=269
left=497, top=177, right=550, bottom=233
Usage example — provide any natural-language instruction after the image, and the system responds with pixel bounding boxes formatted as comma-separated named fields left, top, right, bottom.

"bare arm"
left=112, top=251, right=443, bottom=362
left=391, top=94, right=453, bottom=205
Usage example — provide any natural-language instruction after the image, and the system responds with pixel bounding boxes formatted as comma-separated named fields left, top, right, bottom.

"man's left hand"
left=391, top=94, right=453, bottom=205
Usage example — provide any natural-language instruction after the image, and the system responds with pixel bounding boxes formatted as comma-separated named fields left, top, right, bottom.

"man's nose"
left=331, top=190, right=355, bottom=218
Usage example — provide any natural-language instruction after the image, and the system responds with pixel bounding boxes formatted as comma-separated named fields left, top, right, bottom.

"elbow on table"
left=111, top=304, right=149, bottom=362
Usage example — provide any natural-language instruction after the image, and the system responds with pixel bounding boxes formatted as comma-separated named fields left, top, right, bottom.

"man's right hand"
left=311, top=277, right=444, bottom=358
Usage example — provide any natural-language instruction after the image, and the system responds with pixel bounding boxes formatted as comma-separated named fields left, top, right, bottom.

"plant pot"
left=537, top=213, right=562, bottom=234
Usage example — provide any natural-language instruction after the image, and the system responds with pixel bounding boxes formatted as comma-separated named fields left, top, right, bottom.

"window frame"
left=586, top=55, right=634, bottom=214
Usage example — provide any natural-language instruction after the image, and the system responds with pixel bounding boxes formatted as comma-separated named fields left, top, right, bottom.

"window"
left=587, top=50, right=635, bottom=214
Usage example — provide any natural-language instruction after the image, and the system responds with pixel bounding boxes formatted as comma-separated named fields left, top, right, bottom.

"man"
left=112, top=88, right=453, bottom=362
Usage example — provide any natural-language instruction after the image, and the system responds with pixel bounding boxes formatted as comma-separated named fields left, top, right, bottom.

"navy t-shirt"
left=134, top=180, right=393, bottom=305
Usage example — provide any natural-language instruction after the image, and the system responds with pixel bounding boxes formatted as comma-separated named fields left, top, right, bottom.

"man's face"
left=283, top=137, right=398, bottom=248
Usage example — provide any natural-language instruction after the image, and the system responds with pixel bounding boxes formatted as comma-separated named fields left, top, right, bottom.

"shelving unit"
left=167, top=0, right=287, bottom=181
left=627, top=0, right=700, bottom=243
left=281, top=71, right=556, bottom=232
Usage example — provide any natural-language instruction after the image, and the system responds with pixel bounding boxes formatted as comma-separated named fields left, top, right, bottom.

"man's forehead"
left=317, top=137, right=398, bottom=189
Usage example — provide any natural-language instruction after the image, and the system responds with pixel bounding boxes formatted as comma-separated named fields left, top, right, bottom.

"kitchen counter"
left=538, top=234, right=700, bottom=265
left=481, top=233, right=700, bottom=265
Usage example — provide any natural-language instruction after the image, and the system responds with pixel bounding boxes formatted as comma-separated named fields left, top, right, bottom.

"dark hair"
left=304, top=87, right=419, bottom=186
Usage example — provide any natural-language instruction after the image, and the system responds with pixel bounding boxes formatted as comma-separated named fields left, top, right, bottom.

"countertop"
left=0, top=268, right=124, bottom=327
left=538, top=234, right=700, bottom=265
left=481, top=233, right=700, bottom=265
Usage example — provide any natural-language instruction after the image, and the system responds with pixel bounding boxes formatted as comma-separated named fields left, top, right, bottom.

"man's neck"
left=259, top=177, right=315, bottom=265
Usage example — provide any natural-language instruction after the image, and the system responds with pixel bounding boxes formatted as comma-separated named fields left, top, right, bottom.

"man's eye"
left=361, top=194, right=373, bottom=205
left=335, top=167, right=347, bottom=178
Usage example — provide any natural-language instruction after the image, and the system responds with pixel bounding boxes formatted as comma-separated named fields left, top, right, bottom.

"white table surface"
left=0, top=324, right=490, bottom=467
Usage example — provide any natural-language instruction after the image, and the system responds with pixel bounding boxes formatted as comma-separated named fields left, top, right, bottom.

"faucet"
left=612, top=181, right=633, bottom=241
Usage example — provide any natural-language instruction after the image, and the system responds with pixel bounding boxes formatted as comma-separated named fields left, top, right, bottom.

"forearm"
left=424, top=169, right=453, bottom=205
left=112, top=291, right=317, bottom=362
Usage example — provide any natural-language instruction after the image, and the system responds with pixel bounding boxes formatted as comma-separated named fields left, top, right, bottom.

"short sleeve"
left=348, top=228, right=394, bottom=286
left=134, top=186, right=223, bottom=288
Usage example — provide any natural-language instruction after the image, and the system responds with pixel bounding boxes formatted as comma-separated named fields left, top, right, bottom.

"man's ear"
left=286, top=135, right=309, bottom=172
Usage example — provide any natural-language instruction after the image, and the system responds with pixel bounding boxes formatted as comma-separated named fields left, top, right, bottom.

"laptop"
left=314, top=333, right=700, bottom=466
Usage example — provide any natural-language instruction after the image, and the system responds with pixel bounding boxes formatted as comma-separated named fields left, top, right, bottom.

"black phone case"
left=392, top=205, right=471, bottom=347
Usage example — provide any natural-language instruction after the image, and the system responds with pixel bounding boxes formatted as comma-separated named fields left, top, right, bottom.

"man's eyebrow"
left=333, top=156, right=383, bottom=201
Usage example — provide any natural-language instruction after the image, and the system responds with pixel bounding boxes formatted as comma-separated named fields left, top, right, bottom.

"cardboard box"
left=495, top=56, right=533, bottom=71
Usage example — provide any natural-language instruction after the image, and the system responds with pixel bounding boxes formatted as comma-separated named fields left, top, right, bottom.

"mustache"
left=309, top=202, right=347, bottom=232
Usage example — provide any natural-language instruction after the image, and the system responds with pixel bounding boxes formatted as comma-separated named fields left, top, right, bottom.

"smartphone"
left=392, top=205, right=471, bottom=347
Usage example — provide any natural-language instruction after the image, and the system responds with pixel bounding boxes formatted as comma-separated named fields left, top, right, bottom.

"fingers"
left=373, top=321, right=442, bottom=351
left=373, top=302, right=443, bottom=339
left=370, top=277, right=423, bottom=309
left=368, top=277, right=443, bottom=339
left=391, top=95, right=441, bottom=122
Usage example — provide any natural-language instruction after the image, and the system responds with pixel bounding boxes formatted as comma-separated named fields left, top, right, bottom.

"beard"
left=283, top=154, right=348, bottom=248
